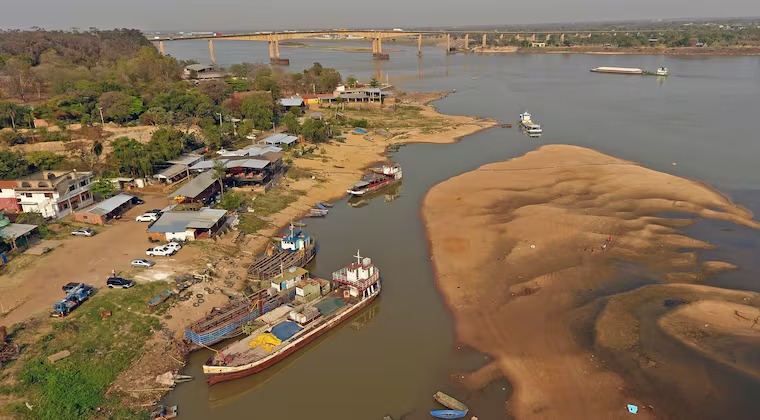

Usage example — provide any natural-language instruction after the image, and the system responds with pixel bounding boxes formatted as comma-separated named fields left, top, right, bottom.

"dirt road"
left=0, top=193, right=202, bottom=326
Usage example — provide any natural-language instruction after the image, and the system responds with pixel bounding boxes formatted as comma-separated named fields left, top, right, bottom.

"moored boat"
left=433, top=391, right=469, bottom=412
left=247, top=223, right=316, bottom=282
left=151, top=405, right=178, bottom=420
left=430, top=409, right=468, bottom=419
left=347, top=164, right=403, bottom=197
left=203, top=250, right=382, bottom=385
left=590, top=66, right=644, bottom=75
left=518, top=112, right=543, bottom=136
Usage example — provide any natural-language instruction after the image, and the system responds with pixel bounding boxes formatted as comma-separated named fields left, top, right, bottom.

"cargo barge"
left=591, top=66, right=668, bottom=76
left=347, top=164, right=403, bottom=197
left=183, top=286, right=297, bottom=348
left=203, top=251, right=381, bottom=385
left=248, top=224, right=316, bottom=282
left=518, top=112, right=543, bottom=137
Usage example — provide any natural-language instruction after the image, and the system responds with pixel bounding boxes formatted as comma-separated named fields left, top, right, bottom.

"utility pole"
left=98, top=107, right=105, bottom=125
left=216, top=112, right=223, bottom=126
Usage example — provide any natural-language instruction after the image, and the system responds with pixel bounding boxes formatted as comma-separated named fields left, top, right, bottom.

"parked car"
left=165, top=242, right=182, bottom=253
left=131, top=259, right=156, bottom=268
left=136, top=213, right=159, bottom=222
left=147, top=209, right=163, bottom=214
left=131, top=197, right=145, bottom=205
left=106, top=277, right=135, bottom=289
left=71, top=228, right=96, bottom=237
left=146, top=246, right=174, bottom=257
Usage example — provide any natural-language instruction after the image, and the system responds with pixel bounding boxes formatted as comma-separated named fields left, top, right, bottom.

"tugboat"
left=203, top=250, right=381, bottom=385
left=347, top=164, right=403, bottom=197
left=518, top=112, right=543, bottom=137
left=655, top=67, right=669, bottom=76
left=247, top=223, right=316, bottom=282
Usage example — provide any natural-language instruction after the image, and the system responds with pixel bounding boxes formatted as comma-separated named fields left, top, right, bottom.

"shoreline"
left=421, top=145, right=760, bottom=419
left=526, top=46, right=760, bottom=56
left=111, top=90, right=498, bottom=408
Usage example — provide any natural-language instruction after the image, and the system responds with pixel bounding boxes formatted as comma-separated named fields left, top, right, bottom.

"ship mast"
left=355, top=249, right=362, bottom=265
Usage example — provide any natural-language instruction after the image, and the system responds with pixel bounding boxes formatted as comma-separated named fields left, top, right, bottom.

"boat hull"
left=346, top=178, right=401, bottom=197
left=204, top=289, right=380, bottom=385
left=430, top=409, right=467, bottom=419
left=248, top=243, right=317, bottom=281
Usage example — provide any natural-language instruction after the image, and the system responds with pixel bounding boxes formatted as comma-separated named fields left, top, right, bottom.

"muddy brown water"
left=163, top=42, right=760, bottom=419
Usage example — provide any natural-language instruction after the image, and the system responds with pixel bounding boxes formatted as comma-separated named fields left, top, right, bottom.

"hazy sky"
left=2, top=0, right=759, bottom=30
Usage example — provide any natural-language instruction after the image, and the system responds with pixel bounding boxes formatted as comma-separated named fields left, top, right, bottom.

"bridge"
left=154, top=29, right=623, bottom=65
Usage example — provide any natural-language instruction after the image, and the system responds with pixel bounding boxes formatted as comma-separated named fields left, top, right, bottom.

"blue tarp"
left=315, top=203, right=327, bottom=210
left=353, top=128, right=368, bottom=134
left=272, top=321, right=302, bottom=341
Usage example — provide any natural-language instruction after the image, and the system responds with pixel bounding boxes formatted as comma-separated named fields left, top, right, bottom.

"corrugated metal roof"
left=260, top=133, right=298, bottom=145
left=168, top=171, right=217, bottom=199
left=82, top=193, right=135, bottom=216
left=279, top=97, right=304, bottom=107
left=0, top=223, right=37, bottom=239
left=155, top=164, right=188, bottom=179
left=168, top=154, right=203, bottom=166
left=147, top=208, right=227, bottom=233
left=185, top=64, right=213, bottom=71
left=227, top=159, right=269, bottom=169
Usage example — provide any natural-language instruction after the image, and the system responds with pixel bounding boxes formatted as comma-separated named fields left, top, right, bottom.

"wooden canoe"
left=433, top=391, right=468, bottom=412
left=430, top=409, right=467, bottom=419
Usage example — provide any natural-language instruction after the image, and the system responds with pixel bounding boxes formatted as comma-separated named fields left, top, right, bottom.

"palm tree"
left=0, top=103, right=17, bottom=131
left=212, top=160, right=226, bottom=199
left=346, top=75, right=358, bottom=88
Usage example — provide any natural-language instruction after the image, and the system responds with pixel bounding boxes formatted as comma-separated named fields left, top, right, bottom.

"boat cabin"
left=280, top=226, right=312, bottom=252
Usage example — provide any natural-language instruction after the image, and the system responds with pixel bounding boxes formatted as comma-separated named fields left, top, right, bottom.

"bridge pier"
left=372, top=34, right=389, bottom=60
left=482, top=34, right=487, bottom=48
left=158, top=40, right=165, bottom=56
left=418, top=34, right=423, bottom=56
left=269, top=36, right=289, bottom=65
left=208, top=39, right=216, bottom=67
left=560, top=33, right=565, bottom=44
left=446, top=33, right=451, bottom=54
left=464, top=34, right=469, bottom=51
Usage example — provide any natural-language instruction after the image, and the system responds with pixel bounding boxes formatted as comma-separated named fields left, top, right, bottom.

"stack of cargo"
left=289, top=307, right=320, bottom=325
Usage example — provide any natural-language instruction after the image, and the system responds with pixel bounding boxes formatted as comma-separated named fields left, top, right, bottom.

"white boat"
left=519, top=112, right=543, bottom=136
left=590, top=66, right=644, bottom=75
left=655, top=67, right=669, bottom=76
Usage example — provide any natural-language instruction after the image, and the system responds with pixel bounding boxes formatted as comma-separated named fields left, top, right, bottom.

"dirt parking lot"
left=0, top=193, right=205, bottom=327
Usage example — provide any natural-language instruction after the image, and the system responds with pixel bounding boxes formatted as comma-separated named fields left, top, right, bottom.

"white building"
left=14, top=170, right=94, bottom=218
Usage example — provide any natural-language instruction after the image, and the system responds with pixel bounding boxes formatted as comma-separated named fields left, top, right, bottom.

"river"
left=161, top=40, right=760, bottom=419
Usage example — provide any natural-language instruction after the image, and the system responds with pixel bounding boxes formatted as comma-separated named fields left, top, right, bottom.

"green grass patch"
left=4, top=282, right=168, bottom=420
left=286, top=166, right=315, bottom=181
left=250, top=188, right=304, bottom=217
left=238, top=214, right=269, bottom=234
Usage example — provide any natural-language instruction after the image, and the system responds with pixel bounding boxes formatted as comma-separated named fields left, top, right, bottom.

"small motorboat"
left=500, top=123, right=512, bottom=128
left=433, top=391, right=469, bottom=412
left=430, top=409, right=468, bottom=419
left=151, top=405, right=178, bottom=420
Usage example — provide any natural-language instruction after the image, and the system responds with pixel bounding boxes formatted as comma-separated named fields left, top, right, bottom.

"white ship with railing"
left=519, top=112, right=543, bottom=136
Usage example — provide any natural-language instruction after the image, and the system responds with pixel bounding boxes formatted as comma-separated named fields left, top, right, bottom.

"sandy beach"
left=422, top=145, right=760, bottom=419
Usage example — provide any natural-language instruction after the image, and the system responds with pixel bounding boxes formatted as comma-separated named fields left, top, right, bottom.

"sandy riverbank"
left=534, top=46, right=760, bottom=56
left=422, top=145, right=760, bottom=419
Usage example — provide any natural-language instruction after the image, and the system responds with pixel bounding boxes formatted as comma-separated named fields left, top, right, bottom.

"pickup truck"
left=146, top=246, right=175, bottom=257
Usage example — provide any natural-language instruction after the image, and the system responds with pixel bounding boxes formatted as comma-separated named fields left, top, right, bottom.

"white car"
left=136, top=213, right=159, bottom=222
left=131, top=259, right=156, bottom=268
left=71, top=228, right=96, bottom=237
left=165, top=242, right=182, bottom=253
left=146, top=246, right=174, bottom=257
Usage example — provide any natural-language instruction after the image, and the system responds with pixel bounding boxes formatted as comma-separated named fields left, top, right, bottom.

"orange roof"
left=0, top=180, right=16, bottom=188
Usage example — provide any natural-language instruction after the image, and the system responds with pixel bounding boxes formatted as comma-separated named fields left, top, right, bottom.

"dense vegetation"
left=0, top=29, right=347, bottom=180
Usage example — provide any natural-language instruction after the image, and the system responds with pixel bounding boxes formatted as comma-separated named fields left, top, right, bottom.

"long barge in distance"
left=248, top=223, right=316, bottom=282
left=203, top=250, right=381, bottom=385
left=591, top=66, right=668, bottom=76
left=347, top=164, right=403, bottom=197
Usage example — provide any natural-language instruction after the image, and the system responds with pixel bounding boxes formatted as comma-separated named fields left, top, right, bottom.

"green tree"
left=0, top=101, right=18, bottom=130
left=25, top=151, right=65, bottom=170
left=110, top=137, right=152, bottom=177
left=139, top=107, right=169, bottom=125
left=240, top=95, right=274, bottom=130
left=300, top=119, right=329, bottom=143
left=90, top=178, right=117, bottom=198
left=218, top=191, right=247, bottom=211
left=91, top=140, right=103, bottom=158
left=281, top=112, right=300, bottom=134
left=346, top=75, right=358, bottom=88
left=0, top=149, right=31, bottom=178
left=212, top=160, right=226, bottom=198
left=97, top=91, right=143, bottom=123
left=147, top=127, right=184, bottom=161
left=368, top=78, right=380, bottom=88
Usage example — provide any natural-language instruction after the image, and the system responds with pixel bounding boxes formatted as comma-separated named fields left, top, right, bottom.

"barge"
left=203, top=251, right=381, bottom=385
left=248, top=223, right=316, bottom=282
left=518, top=112, right=543, bottom=136
left=591, top=66, right=668, bottom=76
left=347, top=164, right=403, bottom=197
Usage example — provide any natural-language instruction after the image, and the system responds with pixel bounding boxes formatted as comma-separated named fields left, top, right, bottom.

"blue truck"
left=51, top=283, right=94, bottom=317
